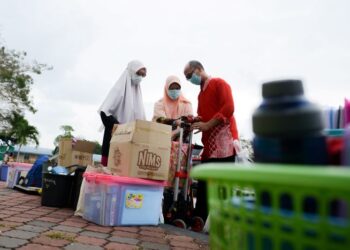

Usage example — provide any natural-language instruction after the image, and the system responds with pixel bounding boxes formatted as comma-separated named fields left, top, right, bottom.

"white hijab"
left=98, top=60, right=146, bottom=124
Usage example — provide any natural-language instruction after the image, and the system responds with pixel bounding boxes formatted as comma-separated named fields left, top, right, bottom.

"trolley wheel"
left=164, top=211, right=174, bottom=224
left=173, top=219, right=187, bottom=229
left=190, top=216, right=204, bottom=232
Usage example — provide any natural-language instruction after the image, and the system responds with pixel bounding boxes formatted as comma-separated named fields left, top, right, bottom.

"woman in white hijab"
left=98, top=60, right=147, bottom=166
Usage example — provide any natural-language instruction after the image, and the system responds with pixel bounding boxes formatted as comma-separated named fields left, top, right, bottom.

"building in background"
left=93, top=154, right=102, bottom=166
left=10, top=145, right=102, bottom=165
left=13, top=146, right=53, bottom=164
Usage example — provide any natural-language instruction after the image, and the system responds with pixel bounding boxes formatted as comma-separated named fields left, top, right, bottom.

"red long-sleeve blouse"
left=197, top=78, right=239, bottom=160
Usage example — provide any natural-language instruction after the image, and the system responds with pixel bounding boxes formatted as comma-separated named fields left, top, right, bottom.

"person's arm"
left=100, top=111, right=118, bottom=126
left=191, top=118, right=220, bottom=132
left=213, top=79, right=234, bottom=122
left=152, top=100, right=167, bottom=122
left=192, top=79, right=234, bottom=132
left=231, top=116, right=239, bottom=140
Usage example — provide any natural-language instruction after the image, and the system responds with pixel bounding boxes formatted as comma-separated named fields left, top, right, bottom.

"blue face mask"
left=189, top=73, right=202, bottom=85
left=167, top=89, right=181, bottom=100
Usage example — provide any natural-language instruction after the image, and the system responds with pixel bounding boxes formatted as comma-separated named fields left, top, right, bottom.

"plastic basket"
left=191, top=164, right=350, bottom=250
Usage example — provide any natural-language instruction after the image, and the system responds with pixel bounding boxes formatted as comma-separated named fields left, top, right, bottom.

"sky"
left=0, top=0, right=349, bottom=149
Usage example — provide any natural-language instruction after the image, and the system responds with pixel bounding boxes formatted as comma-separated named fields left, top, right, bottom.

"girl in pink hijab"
left=153, top=75, right=193, bottom=121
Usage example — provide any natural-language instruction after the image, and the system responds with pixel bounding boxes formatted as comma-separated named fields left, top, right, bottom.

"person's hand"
left=191, top=122, right=211, bottom=133
left=174, top=120, right=182, bottom=127
left=233, top=139, right=241, bottom=153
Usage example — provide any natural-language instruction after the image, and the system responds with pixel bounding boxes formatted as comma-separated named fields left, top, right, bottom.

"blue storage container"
left=0, top=164, right=9, bottom=181
left=83, top=176, right=104, bottom=224
left=118, top=185, right=163, bottom=225
left=83, top=173, right=164, bottom=226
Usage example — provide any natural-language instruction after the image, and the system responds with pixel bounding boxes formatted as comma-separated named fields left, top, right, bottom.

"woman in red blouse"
left=184, top=60, right=239, bottom=227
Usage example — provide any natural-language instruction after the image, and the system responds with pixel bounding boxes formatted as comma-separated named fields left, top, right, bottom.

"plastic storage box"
left=83, top=173, right=165, bottom=226
left=42, top=166, right=87, bottom=208
left=6, top=162, right=32, bottom=188
left=191, top=164, right=350, bottom=250
left=42, top=173, right=75, bottom=207
left=0, top=164, right=9, bottom=181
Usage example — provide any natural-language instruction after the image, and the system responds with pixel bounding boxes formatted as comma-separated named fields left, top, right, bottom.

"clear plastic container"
left=83, top=174, right=104, bottom=224
left=83, top=173, right=165, bottom=226
left=6, top=162, right=32, bottom=188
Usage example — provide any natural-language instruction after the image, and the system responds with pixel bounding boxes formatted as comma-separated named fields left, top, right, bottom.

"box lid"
left=73, top=140, right=96, bottom=153
left=7, top=162, right=33, bottom=169
left=84, top=172, right=166, bottom=186
left=111, top=120, right=171, bottom=147
left=59, top=138, right=96, bottom=153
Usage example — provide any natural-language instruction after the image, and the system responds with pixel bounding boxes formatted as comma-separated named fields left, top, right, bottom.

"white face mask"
left=131, top=74, right=143, bottom=85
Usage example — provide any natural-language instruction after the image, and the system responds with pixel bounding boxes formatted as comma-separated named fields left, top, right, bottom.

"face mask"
left=189, top=73, right=202, bottom=85
left=131, top=74, right=143, bottom=85
left=167, top=89, right=181, bottom=100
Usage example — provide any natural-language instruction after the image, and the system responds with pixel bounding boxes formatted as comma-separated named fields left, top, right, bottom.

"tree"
left=0, top=41, right=51, bottom=132
left=54, top=125, right=75, bottom=146
left=4, top=112, right=39, bottom=161
left=93, top=141, right=102, bottom=155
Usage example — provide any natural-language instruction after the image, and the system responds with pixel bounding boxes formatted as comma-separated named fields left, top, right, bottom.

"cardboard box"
left=108, top=120, right=172, bottom=181
left=58, top=138, right=96, bottom=167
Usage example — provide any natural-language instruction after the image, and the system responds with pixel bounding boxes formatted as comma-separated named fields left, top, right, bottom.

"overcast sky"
left=1, top=0, right=349, bottom=149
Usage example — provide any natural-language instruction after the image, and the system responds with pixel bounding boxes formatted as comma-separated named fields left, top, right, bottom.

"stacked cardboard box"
left=107, top=120, right=172, bottom=181
left=58, top=138, right=96, bottom=167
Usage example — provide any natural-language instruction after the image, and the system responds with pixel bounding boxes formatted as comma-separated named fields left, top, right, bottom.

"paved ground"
left=0, top=182, right=209, bottom=250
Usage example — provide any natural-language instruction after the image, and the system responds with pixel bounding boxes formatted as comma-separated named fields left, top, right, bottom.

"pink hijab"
left=162, top=75, right=192, bottom=119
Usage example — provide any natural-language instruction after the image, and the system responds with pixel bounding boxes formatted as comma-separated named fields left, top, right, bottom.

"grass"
left=0, top=223, right=16, bottom=229
left=46, top=231, right=75, bottom=242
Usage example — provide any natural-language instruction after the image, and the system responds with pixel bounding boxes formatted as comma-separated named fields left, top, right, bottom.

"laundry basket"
left=191, top=164, right=350, bottom=250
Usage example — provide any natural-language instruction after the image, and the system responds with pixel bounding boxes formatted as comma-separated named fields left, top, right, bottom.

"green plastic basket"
left=191, top=164, right=350, bottom=250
